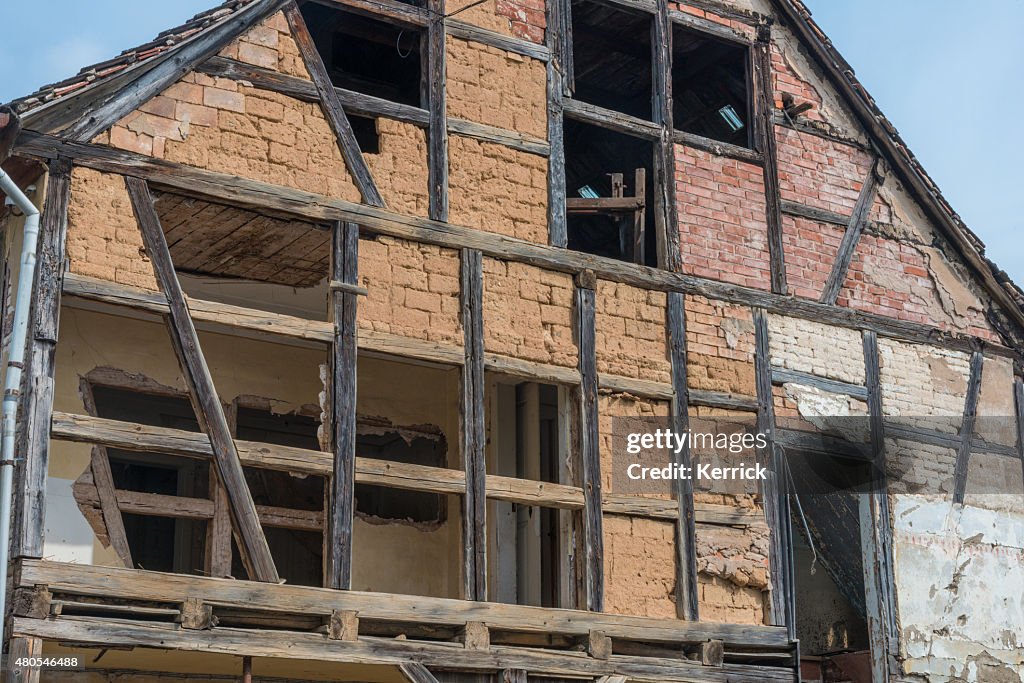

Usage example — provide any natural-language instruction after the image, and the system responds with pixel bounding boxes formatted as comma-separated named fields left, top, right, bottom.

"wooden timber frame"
left=7, top=0, right=1024, bottom=676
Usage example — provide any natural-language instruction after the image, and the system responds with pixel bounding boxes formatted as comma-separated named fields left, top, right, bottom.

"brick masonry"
left=482, top=258, right=576, bottom=366
left=675, top=145, right=770, bottom=290
left=449, top=135, right=548, bottom=244
left=218, top=11, right=310, bottom=79
left=768, top=314, right=865, bottom=385
left=685, top=295, right=756, bottom=397
left=595, top=281, right=670, bottom=384
left=359, top=235, right=463, bottom=345
left=446, top=37, right=547, bottom=139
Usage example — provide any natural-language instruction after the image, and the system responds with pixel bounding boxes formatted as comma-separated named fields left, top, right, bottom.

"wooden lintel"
left=820, top=158, right=882, bottom=304
left=770, top=367, right=869, bottom=400
left=563, top=98, right=662, bottom=140
left=700, top=639, right=725, bottom=667
left=124, top=177, right=278, bottom=583
left=566, top=196, right=645, bottom=213
left=780, top=199, right=849, bottom=227
left=672, top=129, right=763, bottom=164
left=1015, top=378, right=1024, bottom=493
left=284, top=2, right=386, bottom=207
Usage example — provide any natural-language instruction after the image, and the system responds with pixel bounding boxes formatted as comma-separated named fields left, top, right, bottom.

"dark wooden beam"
left=860, top=330, right=898, bottom=682
left=399, top=663, right=442, bottom=683
left=427, top=0, right=448, bottom=222
left=306, top=0, right=430, bottom=25
left=12, top=157, right=72, bottom=559
left=780, top=200, right=848, bottom=227
left=753, top=308, right=792, bottom=632
left=328, top=221, right=359, bottom=589
left=667, top=292, right=698, bottom=620
left=752, top=29, right=787, bottom=295
left=952, top=351, right=984, bottom=504
left=446, top=20, right=550, bottom=61
left=575, top=271, right=603, bottom=611
left=1016, top=378, right=1024, bottom=494
left=770, top=367, right=869, bottom=400
left=653, top=0, right=681, bottom=273
left=672, top=129, right=763, bottom=165
left=563, top=99, right=662, bottom=140
left=667, top=7, right=753, bottom=45
left=16, top=133, right=1020, bottom=363
left=820, top=159, right=882, bottom=304
left=460, top=249, right=487, bottom=599
left=546, top=0, right=569, bottom=247
left=61, top=0, right=289, bottom=141
left=123, top=176, right=278, bottom=582
left=284, top=2, right=386, bottom=207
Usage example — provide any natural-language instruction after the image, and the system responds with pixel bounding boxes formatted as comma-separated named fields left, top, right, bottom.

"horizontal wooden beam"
left=448, top=118, right=549, bottom=156
left=52, top=411, right=760, bottom=525
left=446, top=20, right=550, bottom=61
left=779, top=200, right=849, bottom=227
left=770, top=367, right=869, bottom=400
left=16, top=133, right=1016, bottom=362
left=672, top=129, right=762, bottom=164
left=668, top=7, right=753, bottom=45
left=15, top=560, right=792, bottom=649
left=306, top=0, right=430, bottom=26
left=567, top=197, right=645, bottom=213
left=886, top=424, right=1019, bottom=459
left=563, top=99, right=662, bottom=139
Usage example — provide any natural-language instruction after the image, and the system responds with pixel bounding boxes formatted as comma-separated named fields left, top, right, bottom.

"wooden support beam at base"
left=463, top=621, right=490, bottom=650
left=328, top=609, right=359, bottom=641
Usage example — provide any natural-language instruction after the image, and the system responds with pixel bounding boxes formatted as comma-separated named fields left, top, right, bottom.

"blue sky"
left=1, top=1, right=1021, bottom=285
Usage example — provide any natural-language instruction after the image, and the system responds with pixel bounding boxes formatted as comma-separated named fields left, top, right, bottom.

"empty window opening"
left=301, top=3, right=423, bottom=106
left=564, top=120, right=657, bottom=266
left=671, top=27, right=751, bottom=148
left=91, top=386, right=208, bottom=575
left=487, top=381, right=571, bottom=608
left=232, top=407, right=326, bottom=587
left=570, top=0, right=653, bottom=120
left=351, top=114, right=381, bottom=154
left=355, top=417, right=448, bottom=525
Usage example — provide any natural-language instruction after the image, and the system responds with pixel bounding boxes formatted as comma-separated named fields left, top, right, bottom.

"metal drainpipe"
left=0, top=167, right=42, bottom=651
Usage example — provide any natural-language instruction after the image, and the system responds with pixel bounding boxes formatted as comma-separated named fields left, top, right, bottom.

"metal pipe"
left=0, top=167, right=42, bottom=651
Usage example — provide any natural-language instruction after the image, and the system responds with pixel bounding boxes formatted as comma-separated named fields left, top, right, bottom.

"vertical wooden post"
left=752, top=27, right=787, bottom=295
left=575, top=270, right=603, bottom=611
left=861, top=330, right=898, bottom=682
left=427, top=0, right=449, bottom=222
left=125, top=176, right=278, bottom=583
left=328, top=221, right=360, bottom=589
left=952, top=350, right=984, bottom=504
left=460, top=249, right=486, bottom=600
left=667, top=292, right=698, bottom=620
left=6, top=636, right=43, bottom=683
left=13, top=157, right=71, bottom=560
left=652, top=0, right=681, bottom=272
left=753, top=308, right=791, bottom=632
left=545, top=0, right=569, bottom=248
left=1015, top=378, right=1024, bottom=496
left=820, top=159, right=881, bottom=305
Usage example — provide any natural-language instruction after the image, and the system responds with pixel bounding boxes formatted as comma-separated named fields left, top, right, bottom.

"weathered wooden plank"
left=12, top=157, right=72, bottom=559
left=546, top=0, right=568, bottom=247
left=124, top=177, right=278, bottom=582
left=284, top=2, right=385, bottom=207
left=427, top=0, right=448, bottom=221
left=460, top=249, right=487, bottom=599
left=688, top=389, right=758, bottom=412
left=6, top=636, right=42, bottom=683
left=780, top=200, right=848, bottom=226
left=952, top=351, right=984, bottom=504
left=449, top=118, right=549, bottom=156
left=821, top=159, right=882, bottom=304
left=752, top=30, right=787, bottom=295
left=672, top=129, right=762, bottom=164
left=753, top=308, right=790, bottom=630
left=309, top=0, right=430, bottom=26
left=13, top=614, right=794, bottom=681
left=328, top=221, right=359, bottom=589
left=652, top=1, right=680, bottom=272
left=575, top=273, right=603, bottom=611
left=563, top=98, right=662, bottom=139
left=18, top=133, right=1019, bottom=362
left=667, top=293, right=697, bottom=621
left=61, top=0, right=289, bottom=141
left=667, top=6, right=752, bottom=45
left=446, top=20, right=550, bottom=61
left=770, top=367, right=869, bottom=400
left=1016, top=378, right=1024, bottom=493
